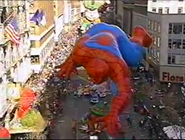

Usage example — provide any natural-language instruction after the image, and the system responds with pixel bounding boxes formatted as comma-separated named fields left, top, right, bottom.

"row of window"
left=168, top=54, right=185, bottom=65
left=153, top=36, right=161, bottom=47
left=168, top=39, right=185, bottom=49
left=148, top=48, right=160, bottom=62
left=148, top=20, right=161, bottom=33
left=169, top=23, right=185, bottom=34
left=152, top=7, right=183, bottom=14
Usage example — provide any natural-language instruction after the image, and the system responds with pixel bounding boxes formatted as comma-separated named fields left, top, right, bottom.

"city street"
left=50, top=94, right=90, bottom=139
left=47, top=73, right=151, bottom=139
left=49, top=74, right=109, bottom=139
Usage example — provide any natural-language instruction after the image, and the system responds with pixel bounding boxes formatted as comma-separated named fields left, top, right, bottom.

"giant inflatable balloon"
left=59, top=23, right=152, bottom=136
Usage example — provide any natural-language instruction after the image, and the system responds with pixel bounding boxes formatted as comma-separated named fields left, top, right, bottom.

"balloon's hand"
left=89, top=114, right=121, bottom=137
left=58, top=59, right=78, bottom=79
left=101, top=114, right=121, bottom=137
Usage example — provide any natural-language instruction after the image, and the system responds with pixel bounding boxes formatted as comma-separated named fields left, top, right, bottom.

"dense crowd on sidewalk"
left=26, top=21, right=81, bottom=96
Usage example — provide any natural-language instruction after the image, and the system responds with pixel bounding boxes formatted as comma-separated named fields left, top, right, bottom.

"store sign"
left=162, top=72, right=184, bottom=82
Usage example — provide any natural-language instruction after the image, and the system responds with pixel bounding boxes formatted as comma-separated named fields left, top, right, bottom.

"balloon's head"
left=85, top=59, right=109, bottom=84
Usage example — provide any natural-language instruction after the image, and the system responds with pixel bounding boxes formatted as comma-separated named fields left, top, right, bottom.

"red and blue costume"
left=59, top=23, right=152, bottom=136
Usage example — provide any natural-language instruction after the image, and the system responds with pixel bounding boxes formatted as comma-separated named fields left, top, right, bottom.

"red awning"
left=0, top=127, right=10, bottom=138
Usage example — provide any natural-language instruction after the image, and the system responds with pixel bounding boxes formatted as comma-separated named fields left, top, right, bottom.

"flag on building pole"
left=5, top=18, right=20, bottom=45
left=30, top=9, right=40, bottom=25
left=38, top=10, right=46, bottom=26
left=30, top=10, right=46, bottom=26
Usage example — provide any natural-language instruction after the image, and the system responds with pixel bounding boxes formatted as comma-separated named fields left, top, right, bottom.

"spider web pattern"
left=60, top=35, right=132, bottom=136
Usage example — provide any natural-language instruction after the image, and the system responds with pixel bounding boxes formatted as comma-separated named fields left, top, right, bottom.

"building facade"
left=54, top=0, right=64, bottom=44
left=146, top=0, right=185, bottom=83
left=0, top=0, right=32, bottom=117
left=0, top=0, right=82, bottom=120
left=114, top=0, right=147, bottom=35
left=114, top=0, right=185, bottom=83
left=53, top=0, right=81, bottom=44
left=29, top=1, right=55, bottom=73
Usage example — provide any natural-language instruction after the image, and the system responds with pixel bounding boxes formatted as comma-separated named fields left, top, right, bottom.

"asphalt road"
left=50, top=94, right=90, bottom=139
left=49, top=76, right=111, bottom=139
left=48, top=73, right=151, bottom=139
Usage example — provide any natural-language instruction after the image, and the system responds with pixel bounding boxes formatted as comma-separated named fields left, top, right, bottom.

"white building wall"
left=0, top=0, right=32, bottom=118
left=148, top=0, right=185, bottom=14
left=54, top=15, right=64, bottom=42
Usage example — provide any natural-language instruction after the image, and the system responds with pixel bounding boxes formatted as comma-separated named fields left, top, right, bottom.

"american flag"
left=5, top=18, right=20, bottom=44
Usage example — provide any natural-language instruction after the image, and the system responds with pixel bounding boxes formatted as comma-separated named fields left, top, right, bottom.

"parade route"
left=47, top=73, right=151, bottom=139
left=50, top=94, right=90, bottom=139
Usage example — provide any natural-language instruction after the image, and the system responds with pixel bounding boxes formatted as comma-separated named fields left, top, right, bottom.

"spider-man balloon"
left=59, top=23, right=152, bottom=136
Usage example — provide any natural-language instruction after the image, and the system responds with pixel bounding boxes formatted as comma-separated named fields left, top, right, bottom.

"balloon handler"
left=59, top=23, right=152, bottom=137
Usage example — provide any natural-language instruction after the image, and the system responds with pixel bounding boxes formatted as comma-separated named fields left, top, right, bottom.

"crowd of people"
left=26, top=21, right=81, bottom=94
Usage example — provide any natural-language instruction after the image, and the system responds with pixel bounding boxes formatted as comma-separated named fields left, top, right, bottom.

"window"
left=153, top=36, right=157, bottom=45
left=151, top=21, right=154, bottom=30
left=172, top=39, right=182, bottom=49
left=157, top=23, right=161, bottom=33
left=158, top=8, right=163, bottom=14
left=168, top=55, right=176, bottom=64
left=183, top=24, right=185, bottom=34
left=172, top=56, right=176, bottom=63
left=168, top=39, right=172, bottom=48
left=30, top=26, right=35, bottom=34
left=173, top=55, right=185, bottom=65
left=157, top=37, right=161, bottom=47
left=157, top=51, right=160, bottom=61
left=173, top=23, right=183, bottom=34
left=30, top=41, right=35, bottom=48
left=153, top=49, right=157, bottom=58
left=151, top=48, right=154, bottom=56
left=169, top=23, right=172, bottom=34
left=178, top=7, right=183, bottom=14
left=154, top=22, right=157, bottom=31
left=30, top=55, right=40, bottom=64
left=148, top=20, right=151, bottom=29
left=165, top=7, right=169, bottom=14
left=183, top=40, right=185, bottom=49
left=168, top=55, right=171, bottom=64
left=168, top=55, right=185, bottom=65
left=169, top=23, right=183, bottom=34
left=152, top=8, right=157, bottom=12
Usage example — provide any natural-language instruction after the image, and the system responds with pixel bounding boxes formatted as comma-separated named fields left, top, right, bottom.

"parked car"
left=133, top=76, right=140, bottom=80
left=98, top=92, right=106, bottom=98
left=90, top=94, right=99, bottom=104
left=90, top=135, right=98, bottom=140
